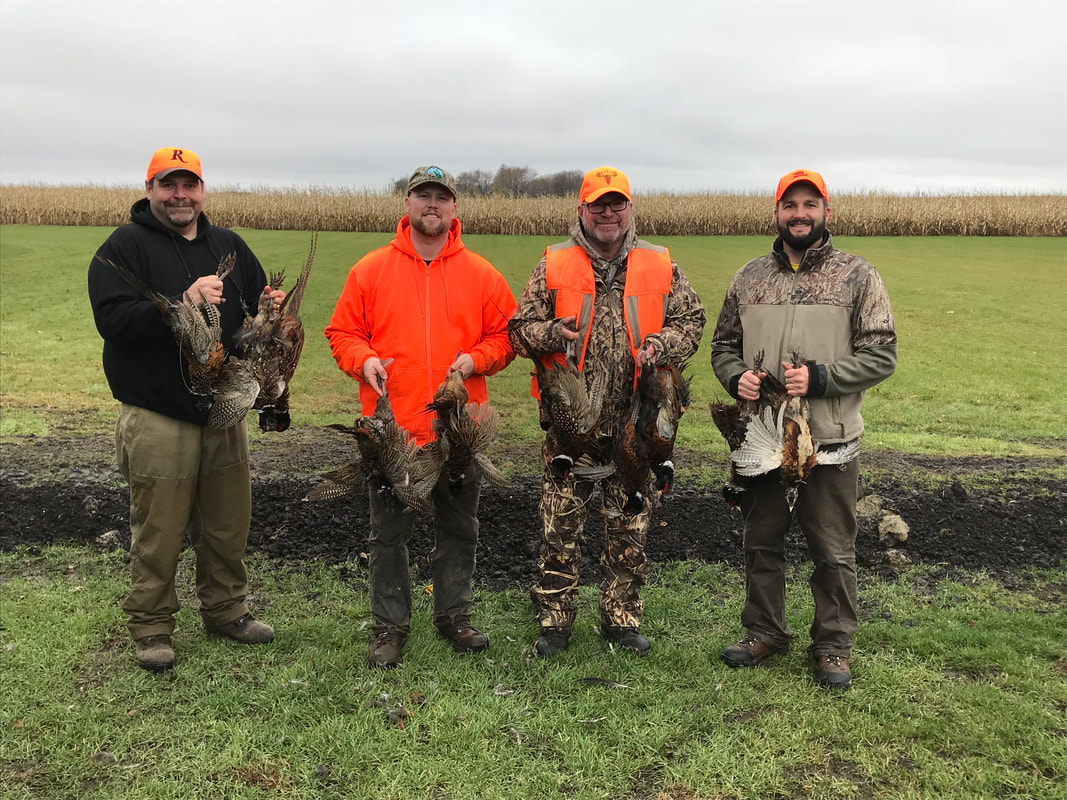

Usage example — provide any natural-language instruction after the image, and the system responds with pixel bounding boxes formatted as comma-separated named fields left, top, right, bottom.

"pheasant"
left=516, top=329, right=607, bottom=480
left=234, top=233, right=316, bottom=432
left=614, top=355, right=692, bottom=516
left=710, top=350, right=784, bottom=507
left=304, top=375, right=438, bottom=514
left=728, top=352, right=859, bottom=511
left=425, top=368, right=510, bottom=495
left=95, top=251, right=258, bottom=427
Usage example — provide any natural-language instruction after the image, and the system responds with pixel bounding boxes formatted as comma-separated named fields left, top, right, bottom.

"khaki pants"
left=531, top=455, right=653, bottom=630
left=737, top=459, right=860, bottom=657
left=367, top=465, right=482, bottom=631
left=116, top=404, right=252, bottom=639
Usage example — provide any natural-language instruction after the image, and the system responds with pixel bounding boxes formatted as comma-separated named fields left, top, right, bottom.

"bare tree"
left=455, top=169, right=494, bottom=197
left=492, top=165, right=534, bottom=198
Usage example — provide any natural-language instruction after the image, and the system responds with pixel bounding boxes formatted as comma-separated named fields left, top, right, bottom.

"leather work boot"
left=533, top=626, right=572, bottom=658
left=205, top=613, right=275, bottom=644
left=814, top=654, right=852, bottom=689
left=720, top=633, right=785, bottom=668
left=135, top=634, right=175, bottom=672
left=600, top=625, right=651, bottom=655
left=435, top=617, right=490, bottom=654
left=368, top=628, right=407, bottom=669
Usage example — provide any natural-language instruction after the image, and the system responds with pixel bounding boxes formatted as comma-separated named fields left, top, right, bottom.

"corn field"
left=2, top=184, right=1064, bottom=236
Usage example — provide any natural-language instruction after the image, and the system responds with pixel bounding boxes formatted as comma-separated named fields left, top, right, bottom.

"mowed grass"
left=1, top=224, right=1065, bottom=463
left=1, top=224, right=1066, bottom=798
left=2, top=548, right=1065, bottom=800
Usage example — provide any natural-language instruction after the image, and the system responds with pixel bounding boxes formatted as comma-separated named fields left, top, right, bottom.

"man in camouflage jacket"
left=509, top=166, right=705, bottom=657
left=711, top=169, right=897, bottom=689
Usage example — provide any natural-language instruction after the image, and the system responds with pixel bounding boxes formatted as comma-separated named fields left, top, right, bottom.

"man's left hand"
left=782, top=360, right=809, bottom=396
left=450, top=352, right=475, bottom=378
left=635, top=343, right=657, bottom=367
left=259, top=285, right=286, bottom=311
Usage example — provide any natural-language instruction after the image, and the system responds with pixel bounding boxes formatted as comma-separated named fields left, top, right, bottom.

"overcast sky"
left=2, top=0, right=1064, bottom=195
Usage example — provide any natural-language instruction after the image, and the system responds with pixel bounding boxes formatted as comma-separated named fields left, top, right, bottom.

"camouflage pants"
left=531, top=447, right=653, bottom=630
left=738, top=459, right=860, bottom=657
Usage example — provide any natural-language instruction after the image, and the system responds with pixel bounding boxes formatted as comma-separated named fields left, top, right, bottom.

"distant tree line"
left=392, top=164, right=583, bottom=198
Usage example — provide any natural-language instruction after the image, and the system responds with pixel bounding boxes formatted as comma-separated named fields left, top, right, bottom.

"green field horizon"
left=1, top=225, right=1065, bottom=461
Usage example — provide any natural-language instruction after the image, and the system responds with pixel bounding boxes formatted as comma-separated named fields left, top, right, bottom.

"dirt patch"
left=1, top=429, right=1064, bottom=591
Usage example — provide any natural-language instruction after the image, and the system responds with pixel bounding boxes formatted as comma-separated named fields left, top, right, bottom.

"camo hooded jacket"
left=710, top=232, right=897, bottom=444
left=509, top=219, right=706, bottom=442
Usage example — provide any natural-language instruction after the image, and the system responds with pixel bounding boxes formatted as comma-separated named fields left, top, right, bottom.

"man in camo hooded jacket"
left=509, top=166, right=705, bottom=658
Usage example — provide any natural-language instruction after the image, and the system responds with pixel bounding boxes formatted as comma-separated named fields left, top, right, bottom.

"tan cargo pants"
left=116, top=404, right=253, bottom=640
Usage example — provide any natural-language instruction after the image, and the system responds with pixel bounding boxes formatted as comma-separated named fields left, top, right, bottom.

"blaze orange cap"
left=579, top=166, right=631, bottom=204
left=774, top=168, right=828, bottom=205
left=146, top=147, right=203, bottom=182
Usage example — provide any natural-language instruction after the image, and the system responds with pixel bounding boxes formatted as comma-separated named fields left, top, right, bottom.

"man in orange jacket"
left=326, top=166, right=517, bottom=669
left=509, top=166, right=705, bottom=657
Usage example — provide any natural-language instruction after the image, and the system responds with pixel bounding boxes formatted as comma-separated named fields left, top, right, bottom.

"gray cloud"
left=2, top=0, right=1064, bottom=193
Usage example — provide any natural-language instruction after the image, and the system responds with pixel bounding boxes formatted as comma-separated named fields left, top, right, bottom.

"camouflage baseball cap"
left=407, top=166, right=457, bottom=198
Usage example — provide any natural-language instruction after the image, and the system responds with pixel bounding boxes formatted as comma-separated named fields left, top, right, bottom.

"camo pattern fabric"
left=510, top=220, right=704, bottom=628
left=711, top=232, right=896, bottom=443
left=509, top=220, right=705, bottom=439
left=532, top=436, right=653, bottom=629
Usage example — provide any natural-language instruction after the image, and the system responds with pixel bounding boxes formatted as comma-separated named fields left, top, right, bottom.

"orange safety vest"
left=531, top=239, right=673, bottom=397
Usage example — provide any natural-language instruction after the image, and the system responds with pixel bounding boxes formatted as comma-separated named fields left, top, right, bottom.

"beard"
left=778, top=217, right=826, bottom=252
left=163, top=202, right=197, bottom=228
left=583, top=219, right=626, bottom=250
left=410, top=213, right=449, bottom=238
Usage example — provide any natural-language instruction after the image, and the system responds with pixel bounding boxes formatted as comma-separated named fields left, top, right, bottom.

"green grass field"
left=1, top=225, right=1065, bottom=458
left=1, top=226, right=1066, bottom=799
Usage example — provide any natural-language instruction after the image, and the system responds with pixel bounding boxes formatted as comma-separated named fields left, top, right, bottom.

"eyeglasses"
left=584, top=199, right=630, bottom=214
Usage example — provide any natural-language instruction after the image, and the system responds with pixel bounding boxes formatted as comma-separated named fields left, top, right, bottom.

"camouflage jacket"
left=711, top=232, right=897, bottom=444
left=509, top=220, right=706, bottom=440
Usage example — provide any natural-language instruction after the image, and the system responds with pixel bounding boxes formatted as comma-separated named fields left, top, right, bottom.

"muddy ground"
left=1, top=427, right=1064, bottom=591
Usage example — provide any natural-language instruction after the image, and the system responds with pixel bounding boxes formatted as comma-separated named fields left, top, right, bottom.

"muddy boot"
left=135, top=634, right=175, bottom=672
left=368, top=628, right=407, bottom=669
left=205, top=614, right=275, bottom=644
left=435, top=616, right=489, bottom=654
left=533, top=626, right=572, bottom=658
left=599, top=625, right=650, bottom=655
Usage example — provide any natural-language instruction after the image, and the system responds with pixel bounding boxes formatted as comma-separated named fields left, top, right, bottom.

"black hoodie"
left=88, top=199, right=268, bottom=425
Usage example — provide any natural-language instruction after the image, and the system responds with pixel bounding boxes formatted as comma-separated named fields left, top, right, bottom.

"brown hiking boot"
left=205, top=613, right=275, bottom=644
left=435, top=617, right=489, bottom=654
left=135, top=634, right=175, bottom=672
left=814, top=654, right=852, bottom=689
left=599, top=625, right=651, bottom=655
left=533, top=626, right=572, bottom=658
left=368, top=628, right=407, bottom=669
left=720, top=633, right=785, bottom=668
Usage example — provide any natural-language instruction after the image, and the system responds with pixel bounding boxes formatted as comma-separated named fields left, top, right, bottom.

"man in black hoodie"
left=88, top=147, right=281, bottom=671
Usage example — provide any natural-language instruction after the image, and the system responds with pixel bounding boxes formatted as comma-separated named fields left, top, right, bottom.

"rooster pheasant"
left=234, top=233, right=316, bottom=432
left=710, top=350, right=784, bottom=507
left=727, top=352, right=859, bottom=511
left=95, top=251, right=259, bottom=429
left=304, top=375, right=439, bottom=514
left=425, top=368, right=510, bottom=495
left=515, top=329, right=607, bottom=480
left=614, top=355, right=692, bottom=516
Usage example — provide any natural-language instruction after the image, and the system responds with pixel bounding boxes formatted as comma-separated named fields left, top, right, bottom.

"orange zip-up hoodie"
left=325, top=216, right=517, bottom=445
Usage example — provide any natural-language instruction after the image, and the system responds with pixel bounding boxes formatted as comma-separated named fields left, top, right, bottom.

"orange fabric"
left=325, top=216, right=517, bottom=444
left=146, top=147, right=202, bottom=181
left=531, top=241, right=672, bottom=397
left=775, top=168, right=828, bottom=204
left=579, top=166, right=631, bottom=204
